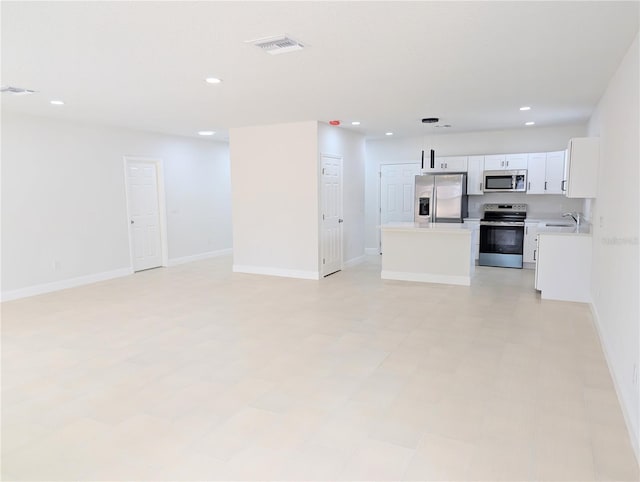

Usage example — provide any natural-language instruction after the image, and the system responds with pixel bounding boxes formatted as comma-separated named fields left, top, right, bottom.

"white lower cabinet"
left=535, top=234, right=592, bottom=302
left=523, top=222, right=538, bottom=264
left=463, top=219, right=480, bottom=260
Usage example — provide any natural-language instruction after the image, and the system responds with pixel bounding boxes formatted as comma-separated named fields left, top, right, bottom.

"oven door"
left=479, top=222, right=524, bottom=268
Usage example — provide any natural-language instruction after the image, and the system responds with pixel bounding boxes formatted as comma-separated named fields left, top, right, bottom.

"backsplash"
left=468, top=193, right=585, bottom=220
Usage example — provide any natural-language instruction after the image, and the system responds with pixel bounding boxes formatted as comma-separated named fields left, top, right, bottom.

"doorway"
left=379, top=163, right=421, bottom=253
left=124, top=157, right=168, bottom=272
left=320, top=154, right=343, bottom=277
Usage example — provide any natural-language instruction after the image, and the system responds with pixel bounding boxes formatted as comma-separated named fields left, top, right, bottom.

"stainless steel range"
left=479, top=203, right=527, bottom=268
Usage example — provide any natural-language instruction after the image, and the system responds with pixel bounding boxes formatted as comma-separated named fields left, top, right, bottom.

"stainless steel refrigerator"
left=414, top=173, right=468, bottom=223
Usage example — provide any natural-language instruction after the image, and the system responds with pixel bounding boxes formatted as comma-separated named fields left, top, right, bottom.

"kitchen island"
left=381, top=222, right=475, bottom=286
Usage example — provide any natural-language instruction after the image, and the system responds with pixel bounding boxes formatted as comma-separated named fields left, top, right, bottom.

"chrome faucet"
left=563, top=212, right=581, bottom=230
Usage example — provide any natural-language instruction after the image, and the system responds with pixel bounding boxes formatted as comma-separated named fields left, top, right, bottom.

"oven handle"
left=480, top=221, right=525, bottom=227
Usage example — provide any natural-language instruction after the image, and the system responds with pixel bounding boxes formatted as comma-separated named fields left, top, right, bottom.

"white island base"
left=381, top=223, right=475, bottom=286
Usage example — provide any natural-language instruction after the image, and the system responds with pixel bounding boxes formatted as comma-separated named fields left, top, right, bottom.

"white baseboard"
left=365, top=248, right=380, bottom=255
left=233, top=264, right=320, bottom=280
left=589, top=302, right=640, bottom=464
left=168, top=248, right=232, bottom=267
left=1, top=267, right=133, bottom=302
left=381, top=270, right=470, bottom=286
left=344, top=255, right=366, bottom=268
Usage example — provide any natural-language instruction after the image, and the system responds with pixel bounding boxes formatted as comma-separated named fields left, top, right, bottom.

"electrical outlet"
left=52, top=260, right=61, bottom=271
left=633, top=363, right=639, bottom=387
left=599, top=216, right=604, bottom=228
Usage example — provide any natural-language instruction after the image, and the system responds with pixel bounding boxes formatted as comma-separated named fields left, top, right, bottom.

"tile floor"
left=2, top=256, right=638, bottom=481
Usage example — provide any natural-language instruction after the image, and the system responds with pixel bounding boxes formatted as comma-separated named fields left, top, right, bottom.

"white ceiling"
left=2, top=1, right=638, bottom=140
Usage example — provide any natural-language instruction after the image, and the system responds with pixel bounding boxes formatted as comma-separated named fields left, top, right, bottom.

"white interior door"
left=126, top=161, right=163, bottom=272
left=380, top=163, right=421, bottom=252
left=321, top=155, right=343, bottom=277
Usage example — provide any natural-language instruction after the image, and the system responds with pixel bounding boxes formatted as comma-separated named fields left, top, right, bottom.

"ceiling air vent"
left=1, top=85, right=37, bottom=96
left=249, top=35, right=304, bottom=55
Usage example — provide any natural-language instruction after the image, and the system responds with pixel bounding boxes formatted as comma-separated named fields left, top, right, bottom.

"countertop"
left=382, top=222, right=472, bottom=234
left=534, top=220, right=592, bottom=235
left=462, top=217, right=591, bottom=235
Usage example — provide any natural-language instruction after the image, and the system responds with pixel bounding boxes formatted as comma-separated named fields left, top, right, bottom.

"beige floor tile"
left=2, top=255, right=637, bottom=481
left=195, top=406, right=281, bottom=461
left=533, top=438, right=597, bottom=481
left=279, top=441, right=350, bottom=480
left=338, top=438, right=416, bottom=481
left=402, top=433, right=476, bottom=481
left=467, top=439, right=534, bottom=481
left=590, top=422, right=640, bottom=481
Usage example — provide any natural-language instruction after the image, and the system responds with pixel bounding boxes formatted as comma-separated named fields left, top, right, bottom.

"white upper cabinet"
left=415, top=144, right=592, bottom=197
left=527, top=153, right=547, bottom=194
left=484, top=155, right=506, bottom=170
left=545, top=151, right=566, bottom=194
left=466, top=156, right=484, bottom=195
left=564, top=137, right=599, bottom=198
left=505, top=153, right=528, bottom=170
left=526, top=151, right=565, bottom=194
left=483, top=154, right=527, bottom=170
left=425, top=156, right=468, bottom=173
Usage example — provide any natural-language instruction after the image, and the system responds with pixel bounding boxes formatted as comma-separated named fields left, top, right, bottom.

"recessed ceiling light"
left=351, top=121, right=361, bottom=126
left=205, top=77, right=222, bottom=84
left=198, top=131, right=215, bottom=136
left=50, top=100, right=64, bottom=105
left=520, top=106, right=531, bottom=111
left=525, top=121, right=535, bottom=126
left=385, top=132, right=394, bottom=136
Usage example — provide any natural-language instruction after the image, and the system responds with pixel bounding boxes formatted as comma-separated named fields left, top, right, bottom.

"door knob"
left=131, top=220, right=134, bottom=224
left=338, top=219, right=344, bottom=223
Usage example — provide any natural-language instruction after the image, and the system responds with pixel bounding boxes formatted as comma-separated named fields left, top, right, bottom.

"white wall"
left=365, top=124, right=588, bottom=250
left=467, top=193, right=584, bottom=220
left=587, top=33, right=639, bottom=459
left=229, top=121, right=320, bottom=279
left=1, top=111, right=232, bottom=298
left=318, top=123, right=366, bottom=265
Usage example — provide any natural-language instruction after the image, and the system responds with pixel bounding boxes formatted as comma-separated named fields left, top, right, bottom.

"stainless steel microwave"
left=483, top=170, right=527, bottom=193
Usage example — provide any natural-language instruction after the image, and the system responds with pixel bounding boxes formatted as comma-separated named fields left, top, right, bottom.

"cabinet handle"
left=526, top=226, right=528, bottom=234
left=480, top=182, right=483, bottom=191
left=561, top=180, right=567, bottom=191
left=528, top=181, right=531, bottom=190
left=506, top=160, right=509, bottom=167
left=533, top=249, right=537, bottom=261
left=544, top=181, right=547, bottom=191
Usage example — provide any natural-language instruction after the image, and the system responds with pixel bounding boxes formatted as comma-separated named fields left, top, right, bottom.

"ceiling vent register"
left=250, top=35, right=304, bottom=55
left=1, top=85, right=36, bottom=95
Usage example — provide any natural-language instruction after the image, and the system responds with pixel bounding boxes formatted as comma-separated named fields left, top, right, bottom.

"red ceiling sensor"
left=329, top=120, right=340, bottom=126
